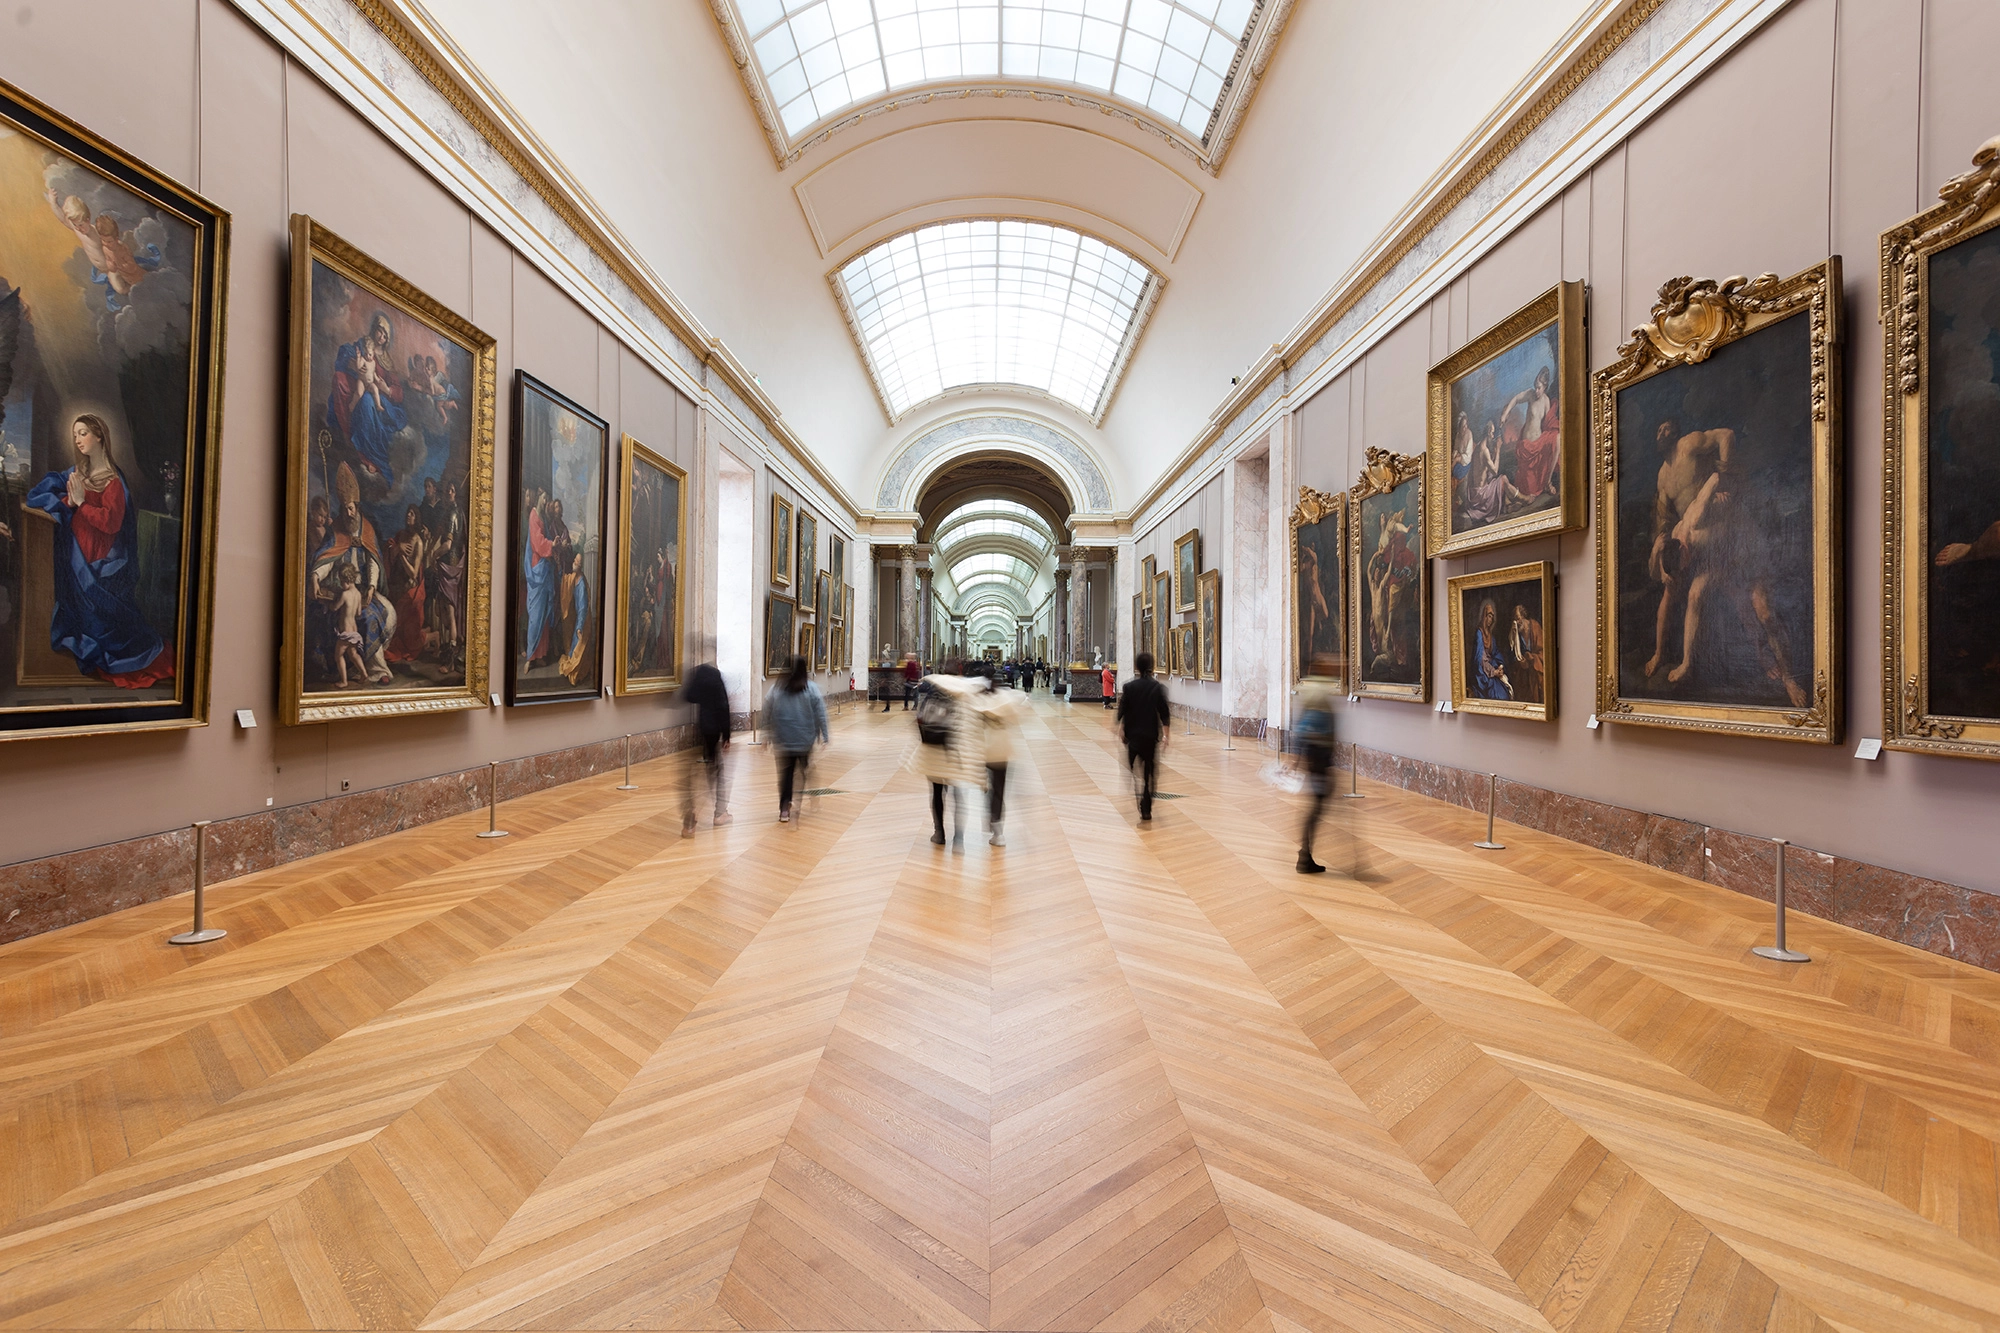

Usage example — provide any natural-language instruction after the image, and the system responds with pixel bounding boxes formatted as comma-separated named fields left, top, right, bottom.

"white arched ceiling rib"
left=738, top=0, right=1258, bottom=144
left=935, top=503, right=1055, bottom=553
left=837, top=220, right=1160, bottom=423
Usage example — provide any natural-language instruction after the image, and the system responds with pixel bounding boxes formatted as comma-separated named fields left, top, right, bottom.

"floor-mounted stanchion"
left=749, top=708, right=765, bottom=746
left=477, top=761, right=511, bottom=838
left=1340, top=746, right=1366, bottom=799
left=1473, top=773, right=1506, bottom=850
left=1752, top=838, right=1811, bottom=962
left=168, top=821, right=226, bottom=946
left=617, top=734, right=639, bottom=791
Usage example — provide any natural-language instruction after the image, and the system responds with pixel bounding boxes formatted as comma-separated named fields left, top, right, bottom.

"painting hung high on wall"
left=1349, top=449, right=1427, bottom=702
left=1427, top=282, right=1587, bottom=558
left=1173, top=529, right=1200, bottom=613
left=1595, top=265, right=1842, bottom=743
left=1290, top=487, right=1345, bottom=687
left=770, top=493, right=792, bottom=587
left=0, top=78, right=229, bottom=741
left=615, top=434, right=684, bottom=696
left=1153, top=571, right=1171, bottom=652
left=1884, top=140, right=2000, bottom=761
left=814, top=570, right=832, bottom=672
left=1197, top=569, right=1222, bottom=681
left=796, top=507, right=818, bottom=596
left=764, top=592, right=795, bottom=676
left=506, top=373, right=607, bottom=705
left=284, top=216, right=495, bottom=725
left=1448, top=561, right=1554, bottom=722
left=829, top=532, right=845, bottom=590
left=1141, top=554, right=1157, bottom=612
left=1131, top=593, right=1142, bottom=668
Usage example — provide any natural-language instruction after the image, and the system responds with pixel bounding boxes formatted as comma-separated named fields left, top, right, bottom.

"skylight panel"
left=839, top=220, right=1156, bottom=420
left=741, top=0, right=1258, bottom=142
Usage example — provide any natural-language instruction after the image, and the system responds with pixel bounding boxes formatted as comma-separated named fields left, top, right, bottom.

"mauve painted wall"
left=0, top=0, right=729, bottom=868
left=1292, top=0, right=2000, bottom=897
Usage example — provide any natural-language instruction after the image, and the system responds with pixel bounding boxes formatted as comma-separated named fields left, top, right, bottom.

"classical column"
left=918, top=563, right=934, bottom=665
left=1105, top=547, right=1118, bottom=666
left=898, top=546, right=918, bottom=658
left=1067, top=547, right=1089, bottom=666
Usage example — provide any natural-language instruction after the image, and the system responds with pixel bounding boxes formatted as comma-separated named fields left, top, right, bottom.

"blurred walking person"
left=766, top=656, right=828, bottom=823
left=679, top=641, right=733, bottom=835
left=911, top=668, right=983, bottom=848
left=1294, top=659, right=1339, bottom=873
left=1115, top=651, right=1171, bottom=821
left=974, top=668, right=1028, bottom=846
left=901, top=651, right=921, bottom=709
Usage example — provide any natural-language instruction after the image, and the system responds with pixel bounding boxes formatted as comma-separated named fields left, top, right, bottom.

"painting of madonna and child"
left=284, top=216, right=495, bottom=724
left=508, top=374, right=607, bottom=705
left=0, top=83, right=227, bottom=739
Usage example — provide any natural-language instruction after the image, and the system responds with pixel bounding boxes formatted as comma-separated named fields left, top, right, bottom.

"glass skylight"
left=950, top=551, right=1038, bottom=587
left=738, top=0, right=1258, bottom=141
left=937, top=515, right=1054, bottom=554
left=840, top=220, right=1156, bottom=419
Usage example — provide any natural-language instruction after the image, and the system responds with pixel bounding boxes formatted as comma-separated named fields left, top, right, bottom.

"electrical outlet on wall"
left=340, top=779, right=350, bottom=792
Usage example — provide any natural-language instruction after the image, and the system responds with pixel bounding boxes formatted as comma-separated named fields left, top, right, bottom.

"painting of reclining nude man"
left=0, top=78, right=228, bottom=741
left=283, top=215, right=495, bottom=724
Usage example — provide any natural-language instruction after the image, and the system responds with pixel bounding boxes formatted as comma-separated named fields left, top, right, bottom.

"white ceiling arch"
left=879, top=411, right=1114, bottom=514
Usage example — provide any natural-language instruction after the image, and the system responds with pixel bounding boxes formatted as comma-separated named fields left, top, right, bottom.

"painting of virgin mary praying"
left=0, top=79, right=227, bottom=740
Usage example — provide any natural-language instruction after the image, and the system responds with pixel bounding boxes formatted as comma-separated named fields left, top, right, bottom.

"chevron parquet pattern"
left=1, top=694, right=1996, bottom=1331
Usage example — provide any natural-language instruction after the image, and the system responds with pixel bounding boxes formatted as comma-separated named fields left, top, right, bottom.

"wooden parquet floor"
left=2, top=696, right=1998, bottom=1332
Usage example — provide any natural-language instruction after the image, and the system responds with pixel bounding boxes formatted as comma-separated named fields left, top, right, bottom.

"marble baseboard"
left=1167, top=701, right=1264, bottom=737
left=0, top=723, right=698, bottom=946
left=1337, top=742, right=1998, bottom=973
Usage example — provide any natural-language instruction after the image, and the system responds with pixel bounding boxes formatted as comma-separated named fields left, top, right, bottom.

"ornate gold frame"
left=1883, top=136, right=2000, bottom=760
left=1447, top=561, right=1556, bottom=723
left=1173, top=528, right=1200, bottom=612
left=1426, top=281, right=1588, bottom=558
left=1592, top=263, right=1842, bottom=743
left=282, top=215, right=496, bottom=725
left=1196, top=569, right=1222, bottom=682
left=1178, top=623, right=1197, bottom=678
left=814, top=570, right=833, bottom=672
left=613, top=434, right=687, bottom=697
left=1141, top=554, right=1158, bottom=612
left=505, top=372, right=610, bottom=707
left=796, top=507, right=818, bottom=595
left=770, top=493, right=792, bottom=586
left=1347, top=448, right=1429, bottom=703
left=764, top=591, right=796, bottom=676
left=1289, top=486, right=1346, bottom=689
left=0, top=76, right=230, bottom=742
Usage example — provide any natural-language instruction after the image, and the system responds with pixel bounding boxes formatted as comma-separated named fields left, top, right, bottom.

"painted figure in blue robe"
left=329, top=312, right=407, bottom=483
left=23, top=414, right=173, bottom=687
left=1471, top=598, right=1512, bottom=700
left=522, top=490, right=559, bottom=667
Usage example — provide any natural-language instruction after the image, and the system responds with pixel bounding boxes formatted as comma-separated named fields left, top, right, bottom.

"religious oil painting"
left=1349, top=449, right=1428, bottom=702
left=1154, top=572, right=1171, bottom=649
left=1427, top=282, right=1586, bottom=558
left=283, top=215, right=495, bottom=725
left=814, top=570, right=832, bottom=672
left=1140, top=607, right=1154, bottom=668
left=1197, top=569, right=1221, bottom=681
left=1885, top=139, right=2000, bottom=760
left=1448, top=561, right=1555, bottom=722
left=1141, top=554, right=1157, bottom=612
left=615, top=434, right=684, bottom=696
left=506, top=373, right=607, bottom=706
left=1291, top=487, right=1345, bottom=687
left=830, top=532, right=845, bottom=590
left=770, top=493, right=792, bottom=586
left=1177, top=623, right=1196, bottom=678
left=0, top=79, right=228, bottom=741
left=796, top=506, right=818, bottom=596
left=1596, top=265, right=1841, bottom=743
left=1173, top=528, right=1199, bottom=612
left=1131, top=593, right=1142, bottom=669
left=764, top=592, right=796, bottom=676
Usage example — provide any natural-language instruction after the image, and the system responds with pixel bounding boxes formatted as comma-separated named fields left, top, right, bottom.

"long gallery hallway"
left=1, top=694, right=1997, bottom=1333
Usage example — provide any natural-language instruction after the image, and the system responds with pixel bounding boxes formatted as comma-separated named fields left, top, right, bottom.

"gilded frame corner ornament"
left=1591, top=261, right=1843, bottom=744
left=1447, top=560, right=1556, bottom=723
left=1883, top=133, right=2000, bottom=760
left=282, top=214, right=497, bottom=726
left=1347, top=448, right=1429, bottom=704
left=1425, top=281, right=1588, bottom=559
left=613, top=434, right=688, bottom=698
left=1289, top=485, right=1346, bottom=690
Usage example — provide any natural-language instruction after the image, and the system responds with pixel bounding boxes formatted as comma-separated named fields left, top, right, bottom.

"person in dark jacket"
left=679, top=652, right=732, bottom=835
left=1114, top=651, right=1171, bottom=821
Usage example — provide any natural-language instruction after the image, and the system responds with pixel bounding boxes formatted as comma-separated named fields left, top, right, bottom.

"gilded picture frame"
left=814, top=569, right=833, bottom=672
left=1131, top=594, right=1142, bottom=669
left=1593, top=263, right=1842, bottom=744
left=1153, top=572, right=1171, bottom=647
left=283, top=215, right=496, bottom=725
left=829, top=532, right=845, bottom=590
left=1141, top=554, right=1157, bottom=612
left=1197, top=569, right=1222, bottom=682
left=1173, top=528, right=1200, bottom=613
left=614, top=434, right=686, bottom=696
left=796, top=507, right=818, bottom=595
left=1177, top=623, right=1197, bottom=678
left=1290, top=486, right=1345, bottom=689
left=1883, top=137, right=2000, bottom=760
left=1426, top=281, right=1588, bottom=558
left=1448, top=561, right=1555, bottom=722
left=1348, top=448, right=1429, bottom=702
left=0, top=76, right=230, bottom=742
left=770, top=493, right=792, bottom=587
left=764, top=592, right=796, bottom=676
left=505, top=372, right=609, bottom=707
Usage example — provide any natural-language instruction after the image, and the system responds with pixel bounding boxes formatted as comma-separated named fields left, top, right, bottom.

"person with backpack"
left=1294, top=658, right=1340, bottom=873
left=765, top=655, right=828, bottom=823
left=911, top=667, right=984, bottom=848
left=1114, top=651, right=1171, bottom=821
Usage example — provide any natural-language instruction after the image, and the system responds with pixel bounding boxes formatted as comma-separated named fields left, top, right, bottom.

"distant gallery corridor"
left=1, top=695, right=1996, bottom=1331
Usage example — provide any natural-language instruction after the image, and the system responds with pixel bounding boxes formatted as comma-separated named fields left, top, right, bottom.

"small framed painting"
left=1141, top=554, right=1158, bottom=612
left=770, top=493, right=793, bottom=586
left=1154, top=572, right=1171, bottom=637
left=764, top=592, right=796, bottom=675
left=814, top=570, right=833, bottom=671
left=1173, top=529, right=1200, bottom=613
left=1177, top=623, right=1197, bottom=678
left=1197, top=569, right=1222, bottom=681
left=1448, top=561, right=1554, bottom=722
left=830, top=532, right=846, bottom=589
left=796, top=507, right=818, bottom=595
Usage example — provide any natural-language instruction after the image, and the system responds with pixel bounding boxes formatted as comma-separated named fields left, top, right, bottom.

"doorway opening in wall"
left=717, top=451, right=754, bottom=719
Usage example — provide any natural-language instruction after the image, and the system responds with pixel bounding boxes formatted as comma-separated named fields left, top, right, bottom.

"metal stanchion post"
left=617, top=734, right=639, bottom=790
left=168, top=821, right=226, bottom=945
left=477, top=760, right=511, bottom=838
left=1752, top=838, right=1810, bottom=962
left=1340, top=744, right=1366, bottom=799
left=1473, top=773, right=1506, bottom=850
left=749, top=707, right=765, bottom=746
